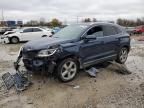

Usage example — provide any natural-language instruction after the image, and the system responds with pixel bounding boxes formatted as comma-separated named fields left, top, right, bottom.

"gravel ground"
left=0, top=36, right=144, bottom=108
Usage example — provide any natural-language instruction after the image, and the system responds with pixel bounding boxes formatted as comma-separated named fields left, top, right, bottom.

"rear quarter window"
left=33, top=28, right=42, bottom=32
left=23, top=28, right=33, bottom=33
left=103, top=25, right=121, bottom=36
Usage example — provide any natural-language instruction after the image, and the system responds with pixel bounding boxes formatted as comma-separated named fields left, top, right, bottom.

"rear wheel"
left=57, top=58, right=78, bottom=82
left=10, top=37, right=19, bottom=44
left=116, top=47, right=128, bottom=64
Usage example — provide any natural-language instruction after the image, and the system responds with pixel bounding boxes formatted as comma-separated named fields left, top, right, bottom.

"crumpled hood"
left=23, top=37, right=70, bottom=51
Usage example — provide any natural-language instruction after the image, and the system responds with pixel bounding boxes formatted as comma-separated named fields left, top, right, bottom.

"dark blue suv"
left=19, top=22, right=130, bottom=82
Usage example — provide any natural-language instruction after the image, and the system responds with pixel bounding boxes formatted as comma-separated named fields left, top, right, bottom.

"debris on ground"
left=86, top=67, right=99, bottom=77
left=73, top=85, right=80, bottom=89
left=85, top=62, right=131, bottom=77
left=1, top=72, right=15, bottom=90
left=64, top=83, right=80, bottom=89
left=109, top=62, right=132, bottom=74
left=1, top=71, right=32, bottom=93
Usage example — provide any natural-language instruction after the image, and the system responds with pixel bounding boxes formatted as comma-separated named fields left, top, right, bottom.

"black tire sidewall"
left=11, top=37, right=19, bottom=44
left=57, top=58, right=78, bottom=82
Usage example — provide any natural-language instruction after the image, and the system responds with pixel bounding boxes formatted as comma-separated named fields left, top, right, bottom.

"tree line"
left=24, top=18, right=62, bottom=27
left=82, top=17, right=144, bottom=27
left=117, top=18, right=144, bottom=27
left=1, top=17, right=144, bottom=27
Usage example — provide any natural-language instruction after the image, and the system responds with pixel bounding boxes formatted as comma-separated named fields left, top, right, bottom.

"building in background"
left=0, top=20, right=23, bottom=27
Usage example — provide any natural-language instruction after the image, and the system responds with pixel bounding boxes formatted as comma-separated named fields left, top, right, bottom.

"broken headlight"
left=37, top=48, right=58, bottom=57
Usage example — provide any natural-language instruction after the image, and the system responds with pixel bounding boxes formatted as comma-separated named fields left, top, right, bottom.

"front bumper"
left=23, top=57, right=56, bottom=73
left=1, top=37, right=10, bottom=44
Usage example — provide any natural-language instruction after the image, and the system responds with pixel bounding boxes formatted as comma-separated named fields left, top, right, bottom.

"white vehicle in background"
left=42, top=27, right=53, bottom=32
left=3, top=28, right=19, bottom=35
left=1, top=27, right=52, bottom=44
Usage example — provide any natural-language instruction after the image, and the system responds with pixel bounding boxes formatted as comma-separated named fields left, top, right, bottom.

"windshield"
left=53, top=25, right=88, bottom=39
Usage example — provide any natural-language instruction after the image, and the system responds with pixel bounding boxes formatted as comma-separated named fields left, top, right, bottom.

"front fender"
left=58, top=42, right=80, bottom=59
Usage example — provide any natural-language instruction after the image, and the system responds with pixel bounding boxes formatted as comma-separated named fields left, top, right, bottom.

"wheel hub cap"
left=120, top=49, right=128, bottom=63
left=61, top=61, right=77, bottom=80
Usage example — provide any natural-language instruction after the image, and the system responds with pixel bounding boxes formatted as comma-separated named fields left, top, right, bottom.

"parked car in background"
left=1, top=27, right=52, bottom=44
left=133, top=25, right=144, bottom=34
left=3, top=28, right=20, bottom=35
left=51, top=27, right=61, bottom=34
left=125, top=27, right=135, bottom=36
left=41, top=27, right=52, bottom=32
left=0, top=27, right=12, bottom=35
left=17, top=22, right=130, bottom=82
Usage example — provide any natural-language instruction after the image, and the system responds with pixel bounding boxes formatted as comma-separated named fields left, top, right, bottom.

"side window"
left=115, top=26, right=122, bottom=34
left=23, top=28, right=33, bottom=33
left=33, top=28, right=42, bottom=32
left=103, top=25, right=118, bottom=36
left=87, top=26, right=103, bottom=37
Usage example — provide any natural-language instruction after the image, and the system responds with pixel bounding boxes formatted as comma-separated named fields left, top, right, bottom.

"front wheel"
left=10, top=37, right=19, bottom=44
left=57, top=58, right=78, bottom=82
left=116, top=47, right=128, bottom=64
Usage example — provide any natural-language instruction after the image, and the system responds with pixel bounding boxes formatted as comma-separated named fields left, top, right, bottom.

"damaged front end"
left=15, top=46, right=62, bottom=74
left=23, top=55, right=56, bottom=73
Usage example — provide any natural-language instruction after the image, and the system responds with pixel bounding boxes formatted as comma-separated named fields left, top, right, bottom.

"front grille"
left=22, top=50, right=39, bottom=59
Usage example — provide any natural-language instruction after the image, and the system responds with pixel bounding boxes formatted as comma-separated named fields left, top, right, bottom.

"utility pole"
left=1, top=9, right=4, bottom=27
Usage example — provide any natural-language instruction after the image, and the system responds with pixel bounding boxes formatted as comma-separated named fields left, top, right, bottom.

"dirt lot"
left=0, top=36, right=144, bottom=108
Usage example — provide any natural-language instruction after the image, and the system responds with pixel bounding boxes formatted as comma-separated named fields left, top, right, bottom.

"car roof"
left=22, top=27, right=41, bottom=29
left=74, top=22, right=120, bottom=28
left=20, top=27, right=45, bottom=30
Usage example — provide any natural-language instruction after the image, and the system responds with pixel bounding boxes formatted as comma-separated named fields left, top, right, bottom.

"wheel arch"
left=56, top=54, right=80, bottom=68
left=10, top=36, right=20, bottom=41
left=122, top=45, right=130, bottom=52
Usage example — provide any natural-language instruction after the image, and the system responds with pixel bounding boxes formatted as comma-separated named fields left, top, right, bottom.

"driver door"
left=80, top=25, right=106, bottom=65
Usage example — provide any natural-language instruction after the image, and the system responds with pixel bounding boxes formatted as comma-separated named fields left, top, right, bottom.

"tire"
left=116, top=47, right=128, bottom=64
left=10, top=37, right=19, bottom=44
left=57, top=58, right=78, bottom=82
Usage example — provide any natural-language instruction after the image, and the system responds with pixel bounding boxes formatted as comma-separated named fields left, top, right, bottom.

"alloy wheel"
left=61, top=61, right=77, bottom=80
left=11, top=37, right=18, bottom=44
left=119, top=48, right=128, bottom=63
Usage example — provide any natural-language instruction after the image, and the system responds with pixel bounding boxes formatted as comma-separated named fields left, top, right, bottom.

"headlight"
left=37, top=48, right=58, bottom=57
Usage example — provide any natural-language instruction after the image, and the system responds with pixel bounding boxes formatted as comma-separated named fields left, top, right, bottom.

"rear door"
left=102, top=25, right=121, bottom=57
left=20, top=28, right=33, bottom=41
left=32, top=28, right=44, bottom=39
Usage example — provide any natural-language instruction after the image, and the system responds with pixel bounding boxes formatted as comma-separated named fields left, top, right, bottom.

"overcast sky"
left=0, top=0, right=144, bottom=23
